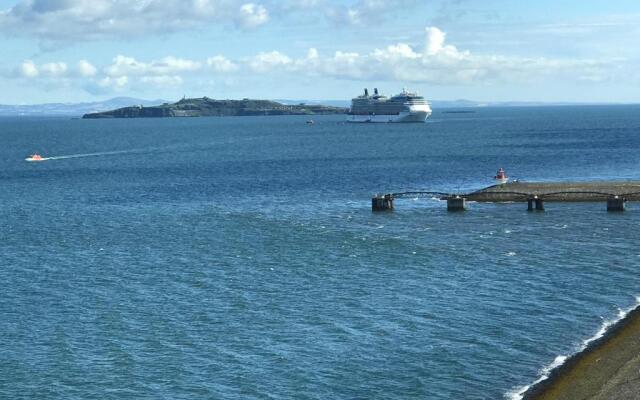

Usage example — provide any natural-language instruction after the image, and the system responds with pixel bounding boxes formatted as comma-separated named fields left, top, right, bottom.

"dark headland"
left=82, top=97, right=347, bottom=118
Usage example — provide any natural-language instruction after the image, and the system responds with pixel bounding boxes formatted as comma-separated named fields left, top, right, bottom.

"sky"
left=1, top=0, right=639, bottom=104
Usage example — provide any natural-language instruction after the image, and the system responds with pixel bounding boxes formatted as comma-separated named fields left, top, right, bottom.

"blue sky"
left=1, top=0, right=639, bottom=103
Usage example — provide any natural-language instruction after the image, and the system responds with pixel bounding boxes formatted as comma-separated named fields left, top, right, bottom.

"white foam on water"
left=26, top=143, right=193, bottom=163
left=44, top=149, right=140, bottom=160
left=505, top=296, right=640, bottom=400
left=506, top=252, right=517, bottom=257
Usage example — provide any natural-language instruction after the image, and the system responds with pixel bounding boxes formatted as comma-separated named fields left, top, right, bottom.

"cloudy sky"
left=1, top=0, right=639, bottom=103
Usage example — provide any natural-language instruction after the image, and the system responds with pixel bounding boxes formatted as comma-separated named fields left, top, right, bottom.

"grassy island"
left=82, top=97, right=347, bottom=118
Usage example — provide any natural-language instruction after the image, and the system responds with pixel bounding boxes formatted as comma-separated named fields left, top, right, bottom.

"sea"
left=1, top=105, right=640, bottom=400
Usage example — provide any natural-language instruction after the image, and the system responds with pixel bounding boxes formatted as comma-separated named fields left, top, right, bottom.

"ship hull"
left=347, top=110, right=431, bottom=123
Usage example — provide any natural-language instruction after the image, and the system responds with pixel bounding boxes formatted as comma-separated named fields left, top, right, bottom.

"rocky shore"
left=522, top=303, right=640, bottom=400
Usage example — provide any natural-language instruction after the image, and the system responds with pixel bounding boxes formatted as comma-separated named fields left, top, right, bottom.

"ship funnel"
left=364, top=88, right=369, bottom=96
left=374, top=88, right=378, bottom=95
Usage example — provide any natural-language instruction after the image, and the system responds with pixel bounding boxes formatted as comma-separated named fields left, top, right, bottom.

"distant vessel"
left=25, top=153, right=45, bottom=162
left=347, top=88, right=432, bottom=123
left=494, top=168, right=509, bottom=184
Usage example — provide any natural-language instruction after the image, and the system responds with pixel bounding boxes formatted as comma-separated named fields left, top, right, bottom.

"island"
left=82, top=97, right=347, bottom=118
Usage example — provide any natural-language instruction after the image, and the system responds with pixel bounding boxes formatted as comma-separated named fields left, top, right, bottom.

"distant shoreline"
left=0, top=98, right=638, bottom=117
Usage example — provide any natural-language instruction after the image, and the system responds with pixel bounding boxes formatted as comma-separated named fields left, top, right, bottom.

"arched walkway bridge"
left=372, top=181, right=640, bottom=212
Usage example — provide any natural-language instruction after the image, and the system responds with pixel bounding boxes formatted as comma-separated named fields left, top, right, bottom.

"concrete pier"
left=447, top=196, right=466, bottom=212
left=607, top=195, right=625, bottom=212
left=375, top=181, right=640, bottom=212
left=465, top=181, right=640, bottom=203
left=372, top=194, right=394, bottom=211
left=527, top=196, right=544, bottom=211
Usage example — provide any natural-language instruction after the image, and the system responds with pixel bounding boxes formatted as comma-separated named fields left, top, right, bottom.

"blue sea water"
left=1, top=106, right=640, bottom=399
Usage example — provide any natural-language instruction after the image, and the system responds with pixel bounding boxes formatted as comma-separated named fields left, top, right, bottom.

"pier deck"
left=373, top=181, right=640, bottom=211
left=461, top=181, right=640, bottom=202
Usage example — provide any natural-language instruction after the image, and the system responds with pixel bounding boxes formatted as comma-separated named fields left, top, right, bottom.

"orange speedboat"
left=25, top=153, right=45, bottom=162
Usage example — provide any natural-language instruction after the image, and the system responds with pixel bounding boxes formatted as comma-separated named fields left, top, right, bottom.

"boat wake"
left=24, top=138, right=244, bottom=163
left=505, top=295, right=640, bottom=400
left=35, top=149, right=142, bottom=162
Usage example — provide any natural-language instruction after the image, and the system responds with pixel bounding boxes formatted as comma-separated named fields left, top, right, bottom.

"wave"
left=505, top=295, right=640, bottom=400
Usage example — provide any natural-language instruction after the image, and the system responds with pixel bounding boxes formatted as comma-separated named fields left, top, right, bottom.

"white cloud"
left=248, top=51, right=292, bottom=72
left=11, top=26, right=621, bottom=95
left=104, top=55, right=201, bottom=77
left=19, top=60, right=39, bottom=78
left=207, top=56, right=238, bottom=72
left=77, top=60, right=97, bottom=77
left=0, top=0, right=271, bottom=42
left=372, top=43, right=420, bottom=61
left=425, top=26, right=446, bottom=56
left=104, top=55, right=148, bottom=77
left=98, top=75, right=128, bottom=89
left=279, top=0, right=321, bottom=11
left=40, top=62, right=68, bottom=77
left=0, top=0, right=424, bottom=44
left=150, top=57, right=202, bottom=75
left=273, top=26, right=614, bottom=85
left=140, top=75, right=183, bottom=86
left=17, top=60, right=69, bottom=78
left=325, top=0, right=419, bottom=26
left=237, top=3, right=269, bottom=29
left=323, top=51, right=367, bottom=79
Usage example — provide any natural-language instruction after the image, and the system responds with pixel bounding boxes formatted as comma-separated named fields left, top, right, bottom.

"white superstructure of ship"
left=347, top=88, right=432, bottom=123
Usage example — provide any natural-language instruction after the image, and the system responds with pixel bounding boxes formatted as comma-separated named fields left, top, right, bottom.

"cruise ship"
left=347, top=88, right=432, bottom=123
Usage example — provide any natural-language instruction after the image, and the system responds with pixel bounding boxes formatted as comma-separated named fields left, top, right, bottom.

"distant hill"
left=0, top=97, right=168, bottom=116
left=430, top=99, right=487, bottom=108
left=82, top=97, right=347, bottom=119
left=276, top=99, right=350, bottom=108
left=429, top=99, right=629, bottom=108
left=279, top=99, right=620, bottom=109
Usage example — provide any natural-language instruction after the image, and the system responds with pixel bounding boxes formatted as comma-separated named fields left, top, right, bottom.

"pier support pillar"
left=372, top=194, right=394, bottom=212
left=607, top=196, right=625, bottom=212
left=447, top=196, right=466, bottom=212
left=527, top=196, right=544, bottom=211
